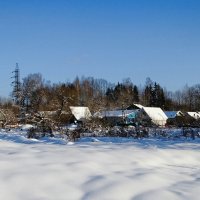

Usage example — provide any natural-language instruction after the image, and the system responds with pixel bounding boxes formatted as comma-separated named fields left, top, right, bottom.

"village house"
left=94, top=109, right=138, bottom=126
left=186, top=112, right=200, bottom=120
left=164, top=111, right=184, bottom=126
left=137, top=107, right=168, bottom=127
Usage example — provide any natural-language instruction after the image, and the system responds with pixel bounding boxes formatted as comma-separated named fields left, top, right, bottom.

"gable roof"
left=187, top=112, right=200, bottom=120
left=134, top=104, right=144, bottom=109
left=69, top=106, right=92, bottom=121
left=164, top=111, right=183, bottom=119
left=141, top=107, right=168, bottom=126
left=127, top=104, right=144, bottom=110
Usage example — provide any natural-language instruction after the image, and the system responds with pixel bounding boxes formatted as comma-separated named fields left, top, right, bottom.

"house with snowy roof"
left=164, top=111, right=184, bottom=126
left=186, top=112, right=200, bottom=120
left=174, top=111, right=200, bottom=126
left=94, top=110, right=136, bottom=118
left=165, top=111, right=184, bottom=119
left=138, top=107, right=168, bottom=127
left=94, top=109, right=138, bottom=126
left=69, top=106, right=92, bottom=122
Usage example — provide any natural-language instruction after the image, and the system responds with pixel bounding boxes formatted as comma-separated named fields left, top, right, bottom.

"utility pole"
left=12, top=63, right=21, bottom=105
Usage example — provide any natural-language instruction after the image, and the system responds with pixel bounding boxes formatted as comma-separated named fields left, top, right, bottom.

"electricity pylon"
left=12, top=63, right=21, bottom=105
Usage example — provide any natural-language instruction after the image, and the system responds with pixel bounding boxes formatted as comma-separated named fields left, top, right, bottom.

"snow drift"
left=0, top=131, right=200, bottom=200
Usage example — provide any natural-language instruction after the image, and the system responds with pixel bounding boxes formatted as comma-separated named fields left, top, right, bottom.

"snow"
left=66, top=123, right=78, bottom=131
left=141, top=107, right=168, bottom=126
left=133, top=103, right=144, bottom=109
left=94, top=110, right=137, bottom=118
left=70, top=106, right=92, bottom=121
left=187, top=112, right=200, bottom=120
left=0, top=130, right=200, bottom=200
left=19, top=124, right=34, bottom=131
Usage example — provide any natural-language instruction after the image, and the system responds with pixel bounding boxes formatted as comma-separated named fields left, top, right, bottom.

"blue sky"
left=0, top=0, right=200, bottom=97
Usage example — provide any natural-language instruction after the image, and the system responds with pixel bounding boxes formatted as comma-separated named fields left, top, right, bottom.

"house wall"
left=151, top=119, right=167, bottom=127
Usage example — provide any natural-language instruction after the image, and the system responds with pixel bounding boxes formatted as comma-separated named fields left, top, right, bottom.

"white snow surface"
left=0, top=130, right=200, bottom=200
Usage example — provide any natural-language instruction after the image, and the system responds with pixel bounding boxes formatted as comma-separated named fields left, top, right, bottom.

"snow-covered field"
left=0, top=130, right=200, bottom=200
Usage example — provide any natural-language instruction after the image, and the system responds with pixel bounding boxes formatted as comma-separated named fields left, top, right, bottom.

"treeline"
left=1, top=73, right=200, bottom=114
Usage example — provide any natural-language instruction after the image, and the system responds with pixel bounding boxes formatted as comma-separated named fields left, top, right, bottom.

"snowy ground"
left=0, top=130, right=200, bottom=200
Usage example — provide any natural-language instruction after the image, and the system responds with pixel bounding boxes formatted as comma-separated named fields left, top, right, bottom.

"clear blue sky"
left=0, top=0, right=200, bottom=97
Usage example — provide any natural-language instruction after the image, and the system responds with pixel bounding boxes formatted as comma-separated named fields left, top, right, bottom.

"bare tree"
left=21, top=73, right=44, bottom=112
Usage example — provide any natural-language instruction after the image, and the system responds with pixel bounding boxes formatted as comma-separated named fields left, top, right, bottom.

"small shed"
left=69, top=106, right=92, bottom=122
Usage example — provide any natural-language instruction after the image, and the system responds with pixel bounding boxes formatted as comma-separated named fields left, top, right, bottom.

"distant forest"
left=1, top=70, right=199, bottom=115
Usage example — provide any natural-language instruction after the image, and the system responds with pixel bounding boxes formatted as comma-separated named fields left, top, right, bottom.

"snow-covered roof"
left=141, top=107, right=168, bottom=126
left=94, top=110, right=137, bottom=118
left=70, top=106, right=92, bottom=121
left=187, top=112, right=200, bottom=120
left=127, top=104, right=144, bottom=110
left=133, top=104, right=144, bottom=109
left=164, top=111, right=183, bottom=119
